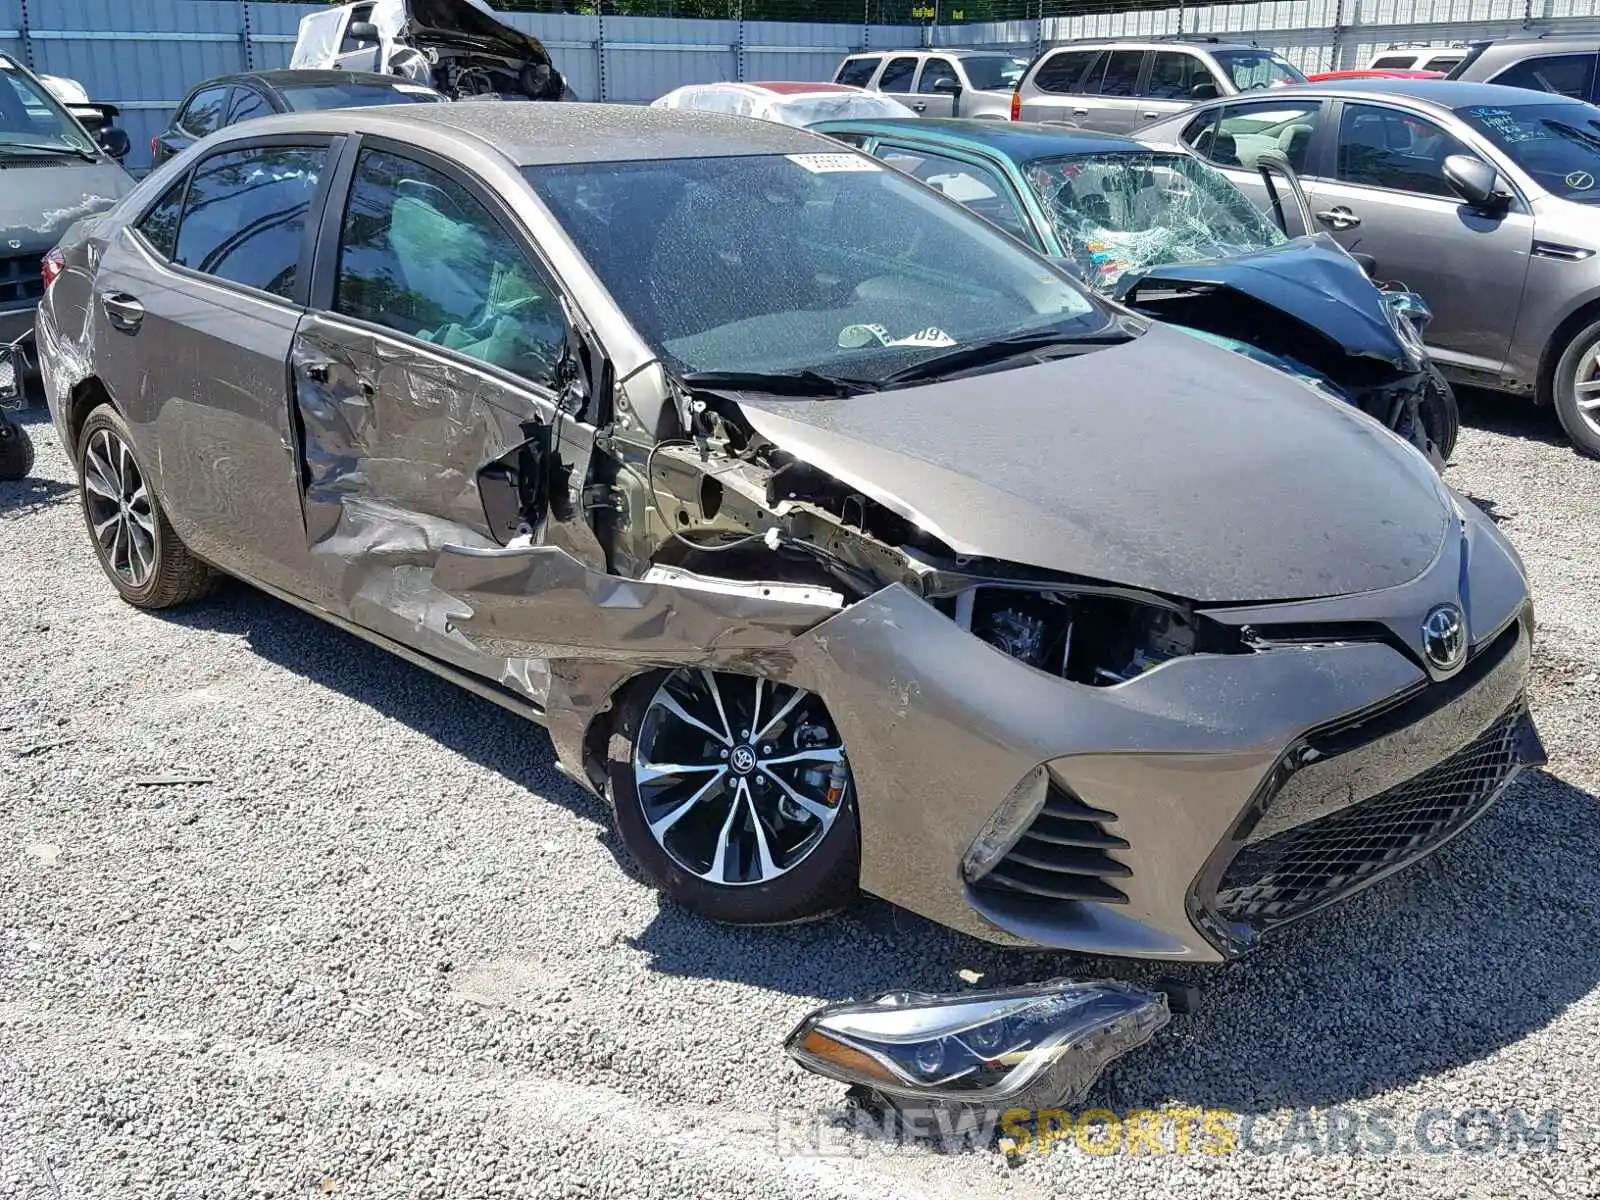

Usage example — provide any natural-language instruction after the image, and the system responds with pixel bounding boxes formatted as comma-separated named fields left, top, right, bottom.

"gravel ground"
left=2, top=392, right=1598, bottom=1200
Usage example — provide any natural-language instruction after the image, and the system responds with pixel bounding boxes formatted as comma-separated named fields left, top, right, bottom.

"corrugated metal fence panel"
left=31, top=0, right=251, bottom=171
left=509, top=13, right=601, bottom=102
left=0, top=0, right=22, bottom=62
left=1043, top=7, right=1183, bottom=40
left=742, top=20, right=875, bottom=84
left=248, top=1, right=322, bottom=71
left=601, top=16, right=738, bottom=100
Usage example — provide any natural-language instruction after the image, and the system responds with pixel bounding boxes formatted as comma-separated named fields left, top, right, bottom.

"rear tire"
left=1550, top=318, right=1600, bottom=459
left=75, top=406, right=217, bottom=609
left=608, top=668, right=859, bottom=927
left=0, top=417, right=32, bottom=480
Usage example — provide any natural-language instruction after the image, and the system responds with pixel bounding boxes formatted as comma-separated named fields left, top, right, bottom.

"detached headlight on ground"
left=785, top=979, right=1170, bottom=1115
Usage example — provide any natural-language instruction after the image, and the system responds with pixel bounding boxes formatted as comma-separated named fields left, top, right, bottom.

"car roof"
left=813, top=117, right=1147, bottom=160
left=1280, top=76, right=1595, bottom=109
left=1040, top=38, right=1263, bottom=52
left=845, top=48, right=1028, bottom=58
left=1470, top=34, right=1600, bottom=51
left=201, top=69, right=420, bottom=93
left=230, top=101, right=828, bottom=164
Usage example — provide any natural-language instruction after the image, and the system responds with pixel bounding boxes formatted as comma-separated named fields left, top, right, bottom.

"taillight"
left=42, top=248, right=65, bottom=291
left=150, top=135, right=160, bottom=162
left=1010, top=90, right=1021, bottom=121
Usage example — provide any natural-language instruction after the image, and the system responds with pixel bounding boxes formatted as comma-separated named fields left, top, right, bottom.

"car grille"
left=0, top=254, right=45, bottom=309
left=970, top=782, right=1131, bottom=904
left=1215, top=703, right=1537, bottom=928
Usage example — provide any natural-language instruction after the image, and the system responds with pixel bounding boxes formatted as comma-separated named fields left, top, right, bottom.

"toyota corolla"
left=36, top=103, right=1541, bottom=962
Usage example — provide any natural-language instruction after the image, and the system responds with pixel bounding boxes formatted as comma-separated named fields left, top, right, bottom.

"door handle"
left=1072, top=106, right=1089, bottom=115
left=101, top=293, right=144, bottom=333
left=911, top=101, right=927, bottom=113
left=1141, top=110, right=1160, bottom=119
left=1315, top=206, right=1361, bottom=231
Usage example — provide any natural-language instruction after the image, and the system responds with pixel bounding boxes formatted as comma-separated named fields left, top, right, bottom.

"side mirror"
left=347, top=20, right=380, bottom=40
left=931, top=76, right=961, bottom=94
left=97, top=127, right=130, bottom=161
left=477, top=420, right=550, bottom=544
left=1189, top=80, right=1220, bottom=101
left=1443, top=154, right=1508, bottom=214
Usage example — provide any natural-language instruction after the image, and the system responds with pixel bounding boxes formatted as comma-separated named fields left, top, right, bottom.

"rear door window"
left=835, top=56, right=879, bottom=88
left=179, top=86, right=231, bottom=137
left=1490, top=53, right=1598, bottom=101
left=877, top=57, right=919, bottom=94
left=333, top=148, right=566, bottom=387
left=223, top=86, right=273, bottom=128
left=135, top=177, right=188, bottom=260
left=1032, top=50, right=1097, bottom=94
left=1189, top=100, right=1323, bottom=173
left=1097, top=50, right=1146, bottom=98
left=173, top=143, right=328, bottom=298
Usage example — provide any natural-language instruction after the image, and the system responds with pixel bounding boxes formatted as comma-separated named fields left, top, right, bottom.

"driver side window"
left=1335, top=103, right=1474, bottom=198
left=335, top=148, right=566, bottom=388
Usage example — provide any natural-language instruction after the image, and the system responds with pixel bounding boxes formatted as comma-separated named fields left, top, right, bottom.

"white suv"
left=832, top=49, right=1028, bottom=119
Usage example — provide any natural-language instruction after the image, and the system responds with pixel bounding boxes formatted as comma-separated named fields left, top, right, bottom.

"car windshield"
left=524, top=153, right=1109, bottom=381
left=280, top=81, right=444, bottom=110
left=0, top=59, right=96, bottom=154
left=1212, top=49, right=1306, bottom=91
left=1022, top=151, right=1285, bottom=291
left=962, top=56, right=1029, bottom=90
left=1455, top=101, right=1600, bottom=203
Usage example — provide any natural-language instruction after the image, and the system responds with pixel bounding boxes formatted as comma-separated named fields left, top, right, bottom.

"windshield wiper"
left=0, top=139, right=97, bottom=161
left=1540, top=119, right=1600, bottom=155
left=678, top=368, right=873, bottom=399
left=873, top=327, right=1135, bottom=388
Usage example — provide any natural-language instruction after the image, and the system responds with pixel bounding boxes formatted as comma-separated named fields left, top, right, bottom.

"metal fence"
left=3, top=0, right=1595, bottom=171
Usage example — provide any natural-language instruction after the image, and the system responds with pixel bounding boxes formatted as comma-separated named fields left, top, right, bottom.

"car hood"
left=1113, top=236, right=1413, bottom=370
left=733, top=323, right=1451, bottom=604
left=0, top=161, right=133, bottom=254
left=393, top=0, right=553, bottom=65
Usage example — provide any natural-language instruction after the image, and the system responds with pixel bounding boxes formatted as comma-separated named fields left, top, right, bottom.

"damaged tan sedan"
left=38, top=104, right=1542, bottom=963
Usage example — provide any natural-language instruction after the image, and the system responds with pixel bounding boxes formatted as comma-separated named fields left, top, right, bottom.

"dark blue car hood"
left=1113, top=235, right=1412, bottom=370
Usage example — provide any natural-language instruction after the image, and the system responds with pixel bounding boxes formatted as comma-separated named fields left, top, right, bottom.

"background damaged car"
left=37, top=105, right=1541, bottom=969
left=291, top=0, right=571, bottom=101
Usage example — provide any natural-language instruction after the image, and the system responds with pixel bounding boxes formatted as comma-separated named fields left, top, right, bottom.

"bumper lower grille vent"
left=971, top=783, right=1130, bottom=904
left=0, top=255, right=45, bottom=308
left=1216, top=703, right=1540, bottom=928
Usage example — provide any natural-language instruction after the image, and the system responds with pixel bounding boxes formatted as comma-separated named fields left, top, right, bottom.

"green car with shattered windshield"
left=810, top=117, right=1458, bottom=462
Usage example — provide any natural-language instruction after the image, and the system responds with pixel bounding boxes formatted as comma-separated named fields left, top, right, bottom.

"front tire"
left=1420, top=365, right=1460, bottom=464
left=75, top=406, right=216, bottom=609
left=1550, top=318, right=1600, bottom=459
left=0, top=417, right=31, bottom=480
left=608, top=668, right=859, bottom=926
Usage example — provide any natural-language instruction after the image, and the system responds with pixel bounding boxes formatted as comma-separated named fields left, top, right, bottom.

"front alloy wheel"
left=610, top=669, right=860, bottom=926
left=1552, top=319, right=1600, bottom=459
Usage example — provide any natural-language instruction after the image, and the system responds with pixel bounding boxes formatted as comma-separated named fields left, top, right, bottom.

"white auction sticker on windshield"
left=786, top=153, right=882, bottom=173
left=393, top=84, right=436, bottom=95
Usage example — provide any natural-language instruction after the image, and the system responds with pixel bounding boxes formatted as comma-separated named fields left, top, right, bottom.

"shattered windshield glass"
left=1456, top=103, right=1600, bottom=204
left=527, top=153, right=1109, bottom=381
left=1022, top=151, right=1286, bottom=291
left=1211, top=49, right=1305, bottom=91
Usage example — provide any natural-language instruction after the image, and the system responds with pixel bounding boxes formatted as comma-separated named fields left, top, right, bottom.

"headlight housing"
left=785, top=978, right=1170, bottom=1116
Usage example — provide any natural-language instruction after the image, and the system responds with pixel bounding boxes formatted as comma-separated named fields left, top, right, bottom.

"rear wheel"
left=609, top=668, right=859, bottom=926
left=75, top=406, right=216, bottom=608
left=1550, top=318, right=1600, bottom=459
left=0, top=416, right=31, bottom=480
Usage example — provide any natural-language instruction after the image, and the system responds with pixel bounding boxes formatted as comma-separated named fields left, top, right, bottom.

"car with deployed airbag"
left=36, top=104, right=1540, bottom=963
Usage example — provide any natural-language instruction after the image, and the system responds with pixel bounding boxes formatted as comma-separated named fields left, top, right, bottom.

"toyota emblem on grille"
left=1421, top=603, right=1467, bottom=672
